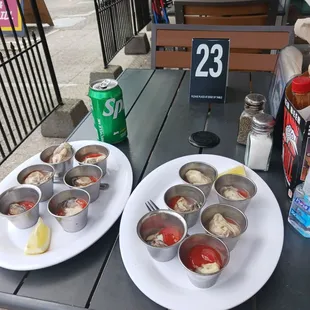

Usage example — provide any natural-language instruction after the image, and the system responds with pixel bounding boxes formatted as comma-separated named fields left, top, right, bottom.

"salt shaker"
left=237, top=93, right=266, bottom=145
left=244, top=113, right=276, bottom=171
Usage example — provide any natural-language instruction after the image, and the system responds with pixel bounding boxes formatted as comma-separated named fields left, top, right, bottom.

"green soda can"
left=88, top=79, right=127, bottom=144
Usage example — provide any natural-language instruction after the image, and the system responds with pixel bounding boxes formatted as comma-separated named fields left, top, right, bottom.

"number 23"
left=195, top=44, right=223, bottom=78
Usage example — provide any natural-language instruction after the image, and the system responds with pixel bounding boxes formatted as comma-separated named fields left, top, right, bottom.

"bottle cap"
left=292, top=76, right=310, bottom=94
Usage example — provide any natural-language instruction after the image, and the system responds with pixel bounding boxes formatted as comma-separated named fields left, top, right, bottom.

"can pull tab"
left=99, top=79, right=111, bottom=89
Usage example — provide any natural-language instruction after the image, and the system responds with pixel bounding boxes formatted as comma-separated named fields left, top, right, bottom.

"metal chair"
left=174, top=0, right=279, bottom=26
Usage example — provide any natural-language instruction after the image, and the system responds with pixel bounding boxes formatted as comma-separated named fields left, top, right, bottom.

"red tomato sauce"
left=168, top=196, right=197, bottom=210
left=82, top=153, right=103, bottom=161
left=56, top=198, right=88, bottom=216
left=19, top=201, right=35, bottom=210
left=89, top=176, right=98, bottom=183
left=225, top=217, right=239, bottom=225
left=158, top=226, right=182, bottom=246
left=187, top=245, right=222, bottom=271
left=237, top=189, right=249, bottom=199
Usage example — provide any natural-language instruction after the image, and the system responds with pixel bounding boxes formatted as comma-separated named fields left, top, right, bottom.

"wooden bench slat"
left=152, top=25, right=293, bottom=71
left=156, top=29, right=291, bottom=50
left=179, top=47, right=263, bottom=54
left=184, top=15, right=268, bottom=26
left=155, top=51, right=278, bottom=72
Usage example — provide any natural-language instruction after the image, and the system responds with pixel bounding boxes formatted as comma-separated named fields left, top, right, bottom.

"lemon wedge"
left=24, top=218, right=51, bottom=255
left=218, top=165, right=246, bottom=178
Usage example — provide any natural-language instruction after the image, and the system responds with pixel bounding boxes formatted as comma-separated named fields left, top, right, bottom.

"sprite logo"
left=103, top=98, right=124, bottom=119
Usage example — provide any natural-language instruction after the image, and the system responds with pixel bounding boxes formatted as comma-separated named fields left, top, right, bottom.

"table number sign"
left=189, top=38, right=230, bottom=104
left=0, top=0, right=23, bottom=35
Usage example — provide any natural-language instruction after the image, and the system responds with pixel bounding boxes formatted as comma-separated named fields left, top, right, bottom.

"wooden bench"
left=174, top=0, right=279, bottom=26
left=151, top=24, right=294, bottom=72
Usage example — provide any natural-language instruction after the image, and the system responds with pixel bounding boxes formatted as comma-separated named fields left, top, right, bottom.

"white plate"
left=0, top=140, right=133, bottom=271
left=120, top=155, right=284, bottom=310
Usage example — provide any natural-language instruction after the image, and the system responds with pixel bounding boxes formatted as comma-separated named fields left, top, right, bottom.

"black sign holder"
left=188, top=38, right=230, bottom=148
left=189, top=38, right=230, bottom=104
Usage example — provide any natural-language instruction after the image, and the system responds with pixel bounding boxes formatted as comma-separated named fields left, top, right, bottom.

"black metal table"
left=0, top=69, right=308, bottom=310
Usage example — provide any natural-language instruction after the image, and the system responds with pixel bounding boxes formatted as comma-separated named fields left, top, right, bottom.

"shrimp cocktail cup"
left=200, top=204, right=248, bottom=252
left=64, top=165, right=103, bottom=203
left=178, top=233, right=230, bottom=289
left=214, top=174, right=257, bottom=212
left=164, top=184, right=206, bottom=228
left=75, top=145, right=109, bottom=176
left=17, top=164, right=55, bottom=202
left=40, top=142, right=74, bottom=182
left=179, top=162, right=218, bottom=199
left=137, top=210, right=187, bottom=262
left=0, top=185, right=41, bottom=229
left=48, top=189, right=90, bottom=233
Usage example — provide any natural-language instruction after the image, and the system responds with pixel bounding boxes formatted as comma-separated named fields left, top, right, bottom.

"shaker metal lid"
left=252, top=113, right=276, bottom=131
left=245, top=93, right=267, bottom=106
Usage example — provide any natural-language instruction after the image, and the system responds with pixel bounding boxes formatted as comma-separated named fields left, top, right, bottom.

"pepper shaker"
left=244, top=113, right=276, bottom=171
left=237, top=93, right=266, bottom=145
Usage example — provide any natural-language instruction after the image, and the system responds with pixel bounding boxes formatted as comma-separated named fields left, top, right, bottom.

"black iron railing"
left=134, top=0, right=151, bottom=32
left=0, top=0, right=61, bottom=165
left=94, top=0, right=135, bottom=68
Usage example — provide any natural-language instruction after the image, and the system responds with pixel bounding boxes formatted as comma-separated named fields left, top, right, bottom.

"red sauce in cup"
left=88, top=176, right=98, bottom=183
left=56, top=198, right=88, bottom=216
left=168, top=196, right=197, bottom=210
left=158, top=226, right=182, bottom=246
left=237, top=189, right=249, bottom=199
left=82, top=153, right=103, bottom=161
left=187, top=245, right=222, bottom=271
left=19, top=201, right=35, bottom=210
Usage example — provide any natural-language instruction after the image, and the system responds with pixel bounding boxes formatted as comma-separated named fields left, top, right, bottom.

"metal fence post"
left=94, top=0, right=150, bottom=66
left=130, top=0, right=138, bottom=35
left=94, top=0, right=108, bottom=68
left=29, top=0, right=63, bottom=105
left=109, top=4, right=117, bottom=54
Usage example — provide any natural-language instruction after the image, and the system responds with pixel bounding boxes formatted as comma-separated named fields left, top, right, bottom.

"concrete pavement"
left=0, top=0, right=151, bottom=181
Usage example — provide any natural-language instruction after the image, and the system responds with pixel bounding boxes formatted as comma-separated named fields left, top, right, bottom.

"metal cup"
left=200, top=204, right=248, bottom=251
left=164, top=184, right=206, bottom=228
left=40, top=145, right=74, bottom=182
left=178, top=233, right=230, bottom=289
left=17, top=164, right=55, bottom=202
left=47, top=189, right=90, bottom=233
left=137, top=209, right=187, bottom=262
left=63, top=165, right=103, bottom=203
left=75, top=145, right=109, bottom=176
left=0, top=185, right=41, bottom=229
left=179, top=162, right=218, bottom=199
left=214, top=174, right=257, bottom=212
